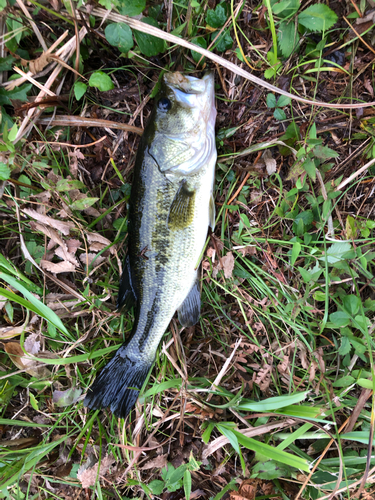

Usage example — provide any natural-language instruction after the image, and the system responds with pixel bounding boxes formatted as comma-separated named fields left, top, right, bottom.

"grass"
left=0, top=0, right=375, bottom=498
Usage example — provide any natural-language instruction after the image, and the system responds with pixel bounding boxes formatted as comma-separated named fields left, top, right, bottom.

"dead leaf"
left=4, top=341, right=50, bottom=378
left=67, top=239, right=81, bottom=254
left=0, top=325, right=32, bottom=339
left=29, top=52, right=50, bottom=74
left=23, top=208, right=74, bottom=235
left=262, top=149, right=277, bottom=175
left=250, top=189, right=262, bottom=204
left=79, top=253, right=106, bottom=268
left=55, top=247, right=79, bottom=266
left=222, top=252, right=235, bottom=279
left=86, top=232, right=114, bottom=253
left=53, top=387, right=82, bottom=407
left=364, top=78, right=374, bottom=97
left=40, top=260, right=76, bottom=274
left=141, top=453, right=168, bottom=470
left=89, top=241, right=107, bottom=252
left=77, top=454, right=115, bottom=488
left=237, top=246, right=256, bottom=256
left=253, top=365, right=271, bottom=391
left=24, top=333, right=40, bottom=355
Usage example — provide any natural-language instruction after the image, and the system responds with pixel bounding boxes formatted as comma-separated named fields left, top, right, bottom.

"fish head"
left=147, top=72, right=216, bottom=176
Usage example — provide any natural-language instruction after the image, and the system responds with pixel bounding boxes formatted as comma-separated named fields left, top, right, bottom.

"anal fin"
left=117, top=254, right=137, bottom=311
left=168, top=180, right=196, bottom=231
left=177, top=278, right=201, bottom=327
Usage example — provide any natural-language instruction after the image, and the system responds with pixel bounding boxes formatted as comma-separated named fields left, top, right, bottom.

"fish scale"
left=84, top=72, right=217, bottom=418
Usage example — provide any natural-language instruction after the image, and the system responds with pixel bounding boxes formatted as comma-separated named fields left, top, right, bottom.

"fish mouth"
left=163, top=71, right=215, bottom=123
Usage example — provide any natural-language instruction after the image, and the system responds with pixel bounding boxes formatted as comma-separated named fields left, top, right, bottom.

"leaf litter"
left=2, top=0, right=375, bottom=498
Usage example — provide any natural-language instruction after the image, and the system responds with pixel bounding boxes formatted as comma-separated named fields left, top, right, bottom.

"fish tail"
left=84, top=344, right=153, bottom=418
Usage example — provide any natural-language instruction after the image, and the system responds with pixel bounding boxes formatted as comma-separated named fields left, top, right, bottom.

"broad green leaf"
left=294, top=210, right=313, bottom=226
left=266, top=93, right=277, bottom=108
left=118, top=0, right=145, bottom=16
left=191, top=36, right=207, bottom=63
left=332, top=375, right=355, bottom=387
left=56, top=179, right=85, bottom=191
left=141, top=378, right=182, bottom=399
left=342, top=431, right=375, bottom=445
left=278, top=20, right=299, bottom=58
left=273, top=108, right=286, bottom=121
left=338, top=336, right=351, bottom=356
left=342, top=295, right=361, bottom=316
left=53, top=387, right=82, bottom=407
left=238, top=391, right=308, bottom=411
left=302, top=157, right=316, bottom=181
left=291, top=241, right=301, bottom=266
left=0, top=84, right=32, bottom=106
left=134, top=17, right=166, bottom=56
left=298, top=264, right=323, bottom=283
left=329, top=310, right=351, bottom=327
left=217, top=424, right=241, bottom=453
left=314, top=145, right=339, bottom=160
left=183, top=470, right=192, bottom=500
left=206, top=4, right=227, bottom=28
left=0, top=161, right=10, bottom=180
left=0, top=56, right=14, bottom=71
left=271, top=0, right=300, bottom=18
left=252, top=460, right=292, bottom=479
left=88, top=71, right=114, bottom=91
left=0, top=273, right=68, bottom=335
left=105, top=23, right=134, bottom=52
left=212, top=29, right=233, bottom=52
left=277, top=95, right=291, bottom=107
left=149, top=480, right=164, bottom=495
left=70, top=197, right=99, bottom=210
left=74, top=81, right=87, bottom=101
left=322, top=241, right=352, bottom=264
left=299, top=4, right=338, bottom=32
left=356, top=378, right=373, bottom=389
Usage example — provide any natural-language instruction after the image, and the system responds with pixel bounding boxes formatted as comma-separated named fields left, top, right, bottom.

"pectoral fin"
left=167, top=180, right=196, bottom=230
left=117, top=255, right=137, bottom=311
left=177, top=278, right=201, bottom=327
left=209, top=194, right=216, bottom=230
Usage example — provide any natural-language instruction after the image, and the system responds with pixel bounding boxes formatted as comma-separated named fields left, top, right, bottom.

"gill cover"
left=148, top=72, right=216, bottom=176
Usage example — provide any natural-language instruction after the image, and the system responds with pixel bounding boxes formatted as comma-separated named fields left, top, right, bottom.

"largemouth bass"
left=84, top=72, right=217, bottom=418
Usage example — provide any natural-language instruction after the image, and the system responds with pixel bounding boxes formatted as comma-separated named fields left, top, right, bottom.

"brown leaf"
left=55, top=247, right=79, bottom=266
left=253, top=365, right=271, bottom=391
left=79, top=253, right=106, bottom=268
left=222, top=251, right=235, bottom=279
left=29, top=52, right=50, bottom=74
left=262, top=149, right=277, bottom=175
left=0, top=325, right=32, bottom=339
left=364, top=78, right=374, bottom=97
left=89, top=241, right=107, bottom=253
left=24, top=333, right=40, bottom=355
left=141, top=453, right=168, bottom=470
left=4, top=341, right=50, bottom=378
left=23, top=208, right=74, bottom=235
left=67, top=239, right=81, bottom=254
left=40, top=260, right=76, bottom=274
left=77, top=454, right=115, bottom=488
left=237, top=246, right=256, bottom=256
left=86, top=232, right=114, bottom=253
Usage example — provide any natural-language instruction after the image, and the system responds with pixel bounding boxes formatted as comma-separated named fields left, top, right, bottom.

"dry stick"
left=4, top=31, right=69, bottom=90
left=336, top=157, right=375, bottom=191
left=344, top=16, right=375, bottom=56
left=37, top=115, right=143, bottom=135
left=296, top=418, right=349, bottom=500
left=16, top=0, right=48, bottom=52
left=316, top=169, right=335, bottom=238
left=87, top=7, right=375, bottom=110
left=14, top=26, right=88, bottom=141
left=13, top=67, right=56, bottom=96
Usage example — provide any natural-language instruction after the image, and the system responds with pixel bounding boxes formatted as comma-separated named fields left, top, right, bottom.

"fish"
left=84, top=71, right=217, bottom=418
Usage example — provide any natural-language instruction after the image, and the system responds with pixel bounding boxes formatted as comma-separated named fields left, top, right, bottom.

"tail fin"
left=84, top=345, right=153, bottom=418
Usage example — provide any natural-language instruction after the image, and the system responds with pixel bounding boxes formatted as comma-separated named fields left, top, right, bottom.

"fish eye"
left=158, top=97, right=172, bottom=112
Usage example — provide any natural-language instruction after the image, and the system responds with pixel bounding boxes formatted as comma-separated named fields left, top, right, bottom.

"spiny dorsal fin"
left=167, top=180, right=196, bottom=231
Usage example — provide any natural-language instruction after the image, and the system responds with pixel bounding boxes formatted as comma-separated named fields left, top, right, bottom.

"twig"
left=87, top=7, right=375, bottom=110
left=336, top=157, right=375, bottom=191
left=36, top=115, right=143, bottom=135
left=344, top=16, right=375, bottom=56
left=316, top=169, right=335, bottom=238
left=16, top=0, right=48, bottom=51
